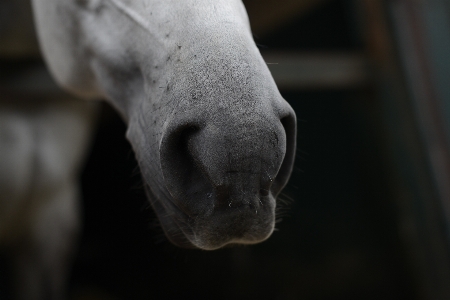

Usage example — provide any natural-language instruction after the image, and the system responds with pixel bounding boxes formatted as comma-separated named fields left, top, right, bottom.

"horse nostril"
left=160, top=101, right=296, bottom=215
left=259, top=188, right=270, bottom=197
left=271, top=107, right=297, bottom=197
left=160, top=123, right=214, bottom=212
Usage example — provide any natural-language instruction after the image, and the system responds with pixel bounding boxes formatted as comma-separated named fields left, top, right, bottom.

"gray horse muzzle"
left=157, top=102, right=296, bottom=249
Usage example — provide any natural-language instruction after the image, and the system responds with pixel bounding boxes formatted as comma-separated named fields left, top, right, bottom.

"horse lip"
left=145, top=182, right=276, bottom=250
left=158, top=209, right=197, bottom=249
left=144, top=184, right=197, bottom=248
left=174, top=202, right=276, bottom=250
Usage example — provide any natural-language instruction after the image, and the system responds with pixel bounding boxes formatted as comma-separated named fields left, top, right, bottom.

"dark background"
left=70, top=1, right=417, bottom=299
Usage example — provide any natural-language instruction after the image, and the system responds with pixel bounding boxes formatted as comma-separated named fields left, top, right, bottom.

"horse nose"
left=159, top=103, right=296, bottom=216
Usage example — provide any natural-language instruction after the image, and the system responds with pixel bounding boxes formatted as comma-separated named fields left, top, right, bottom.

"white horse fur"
left=0, top=0, right=296, bottom=299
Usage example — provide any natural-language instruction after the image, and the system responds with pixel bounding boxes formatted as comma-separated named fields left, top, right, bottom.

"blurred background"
left=1, top=0, right=450, bottom=299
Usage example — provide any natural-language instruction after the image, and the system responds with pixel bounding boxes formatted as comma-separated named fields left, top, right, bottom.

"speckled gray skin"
left=32, top=0, right=296, bottom=250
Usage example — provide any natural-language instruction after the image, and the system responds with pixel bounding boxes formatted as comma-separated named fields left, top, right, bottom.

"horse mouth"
left=144, top=184, right=276, bottom=250
left=144, top=184, right=197, bottom=248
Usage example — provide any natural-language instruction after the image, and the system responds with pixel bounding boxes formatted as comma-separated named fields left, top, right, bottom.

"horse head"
left=32, top=0, right=296, bottom=250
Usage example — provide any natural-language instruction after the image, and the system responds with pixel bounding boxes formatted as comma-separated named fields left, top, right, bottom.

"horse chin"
left=167, top=217, right=275, bottom=251
left=184, top=222, right=276, bottom=251
left=185, top=205, right=276, bottom=250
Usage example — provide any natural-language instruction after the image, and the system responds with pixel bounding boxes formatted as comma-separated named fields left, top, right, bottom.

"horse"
left=0, top=0, right=296, bottom=298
